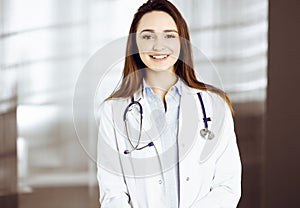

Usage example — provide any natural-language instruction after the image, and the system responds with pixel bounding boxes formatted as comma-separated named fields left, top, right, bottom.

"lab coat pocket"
left=194, top=158, right=216, bottom=201
left=132, top=175, right=166, bottom=208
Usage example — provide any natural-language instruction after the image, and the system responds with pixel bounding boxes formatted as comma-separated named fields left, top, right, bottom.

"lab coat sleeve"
left=97, top=101, right=132, bottom=208
left=192, top=104, right=242, bottom=208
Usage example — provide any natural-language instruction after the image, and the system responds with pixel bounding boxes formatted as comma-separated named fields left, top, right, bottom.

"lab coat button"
left=158, top=179, right=162, bottom=184
left=186, top=177, right=190, bottom=181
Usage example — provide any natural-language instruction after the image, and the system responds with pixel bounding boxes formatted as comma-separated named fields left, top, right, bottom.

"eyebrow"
left=140, top=29, right=178, bottom=33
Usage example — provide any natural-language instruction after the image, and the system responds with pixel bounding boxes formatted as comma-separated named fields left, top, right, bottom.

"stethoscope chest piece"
left=200, top=128, right=214, bottom=140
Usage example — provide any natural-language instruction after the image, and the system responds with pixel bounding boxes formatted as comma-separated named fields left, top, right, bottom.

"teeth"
left=151, top=55, right=168, bottom=59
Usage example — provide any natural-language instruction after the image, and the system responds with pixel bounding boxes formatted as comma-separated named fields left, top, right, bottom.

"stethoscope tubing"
left=197, top=92, right=209, bottom=129
left=123, top=92, right=213, bottom=154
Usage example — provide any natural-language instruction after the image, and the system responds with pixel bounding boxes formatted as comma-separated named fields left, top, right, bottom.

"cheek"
left=137, top=51, right=150, bottom=68
left=136, top=40, right=153, bottom=53
left=136, top=41, right=150, bottom=65
left=165, top=39, right=181, bottom=54
left=139, top=53, right=148, bottom=65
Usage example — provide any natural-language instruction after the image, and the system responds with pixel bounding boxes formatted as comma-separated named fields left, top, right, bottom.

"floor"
left=0, top=186, right=99, bottom=208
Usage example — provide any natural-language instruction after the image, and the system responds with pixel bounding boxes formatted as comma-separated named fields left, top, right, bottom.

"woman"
left=97, top=0, right=241, bottom=207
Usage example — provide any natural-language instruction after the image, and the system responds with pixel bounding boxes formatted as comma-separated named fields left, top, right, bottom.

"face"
left=136, top=11, right=181, bottom=72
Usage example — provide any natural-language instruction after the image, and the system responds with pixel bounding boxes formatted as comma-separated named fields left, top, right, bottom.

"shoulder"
left=99, top=97, right=129, bottom=109
left=183, top=83, right=229, bottom=112
left=185, top=84, right=234, bottom=129
left=96, top=97, right=129, bottom=122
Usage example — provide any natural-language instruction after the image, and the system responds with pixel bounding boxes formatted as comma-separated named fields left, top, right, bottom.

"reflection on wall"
left=175, top=0, right=268, bottom=102
left=0, top=0, right=145, bottom=191
left=1, top=0, right=90, bottom=190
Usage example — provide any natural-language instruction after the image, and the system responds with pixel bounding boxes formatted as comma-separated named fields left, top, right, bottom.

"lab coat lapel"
left=178, top=83, right=224, bottom=163
left=177, top=84, right=203, bottom=206
left=177, top=83, right=226, bottom=206
left=177, top=84, right=199, bottom=160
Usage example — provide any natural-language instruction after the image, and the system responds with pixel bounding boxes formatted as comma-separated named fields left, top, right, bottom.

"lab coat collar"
left=181, top=80, right=201, bottom=95
left=133, top=77, right=201, bottom=101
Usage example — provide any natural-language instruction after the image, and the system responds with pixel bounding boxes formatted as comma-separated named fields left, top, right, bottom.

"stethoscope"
left=123, top=92, right=214, bottom=154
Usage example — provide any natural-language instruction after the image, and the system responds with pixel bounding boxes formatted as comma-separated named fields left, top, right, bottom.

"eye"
left=165, top=34, right=176, bottom=39
left=141, top=34, right=154, bottom=40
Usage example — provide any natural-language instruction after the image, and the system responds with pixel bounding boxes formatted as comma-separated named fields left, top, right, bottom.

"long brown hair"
left=107, top=0, right=233, bottom=113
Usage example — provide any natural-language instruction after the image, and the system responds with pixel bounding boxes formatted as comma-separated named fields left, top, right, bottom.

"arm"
left=192, top=105, right=242, bottom=208
left=97, top=101, right=132, bottom=208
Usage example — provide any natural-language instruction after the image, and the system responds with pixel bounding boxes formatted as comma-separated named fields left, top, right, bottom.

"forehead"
left=136, top=11, right=178, bottom=32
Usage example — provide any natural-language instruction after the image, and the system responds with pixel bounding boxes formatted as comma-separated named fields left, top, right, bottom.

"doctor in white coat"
left=97, top=0, right=241, bottom=207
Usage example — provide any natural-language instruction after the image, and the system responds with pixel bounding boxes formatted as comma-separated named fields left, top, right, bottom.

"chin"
left=145, top=61, right=177, bottom=72
left=147, top=65, right=174, bottom=72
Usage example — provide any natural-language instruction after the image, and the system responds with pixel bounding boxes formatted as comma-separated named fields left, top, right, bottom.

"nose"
left=153, top=36, right=166, bottom=52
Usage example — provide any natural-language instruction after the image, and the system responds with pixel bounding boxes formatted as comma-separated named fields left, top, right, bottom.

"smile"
left=149, top=54, right=169, bottom=60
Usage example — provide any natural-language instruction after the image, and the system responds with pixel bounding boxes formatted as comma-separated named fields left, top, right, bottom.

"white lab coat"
left=97, top=82, right=242, bottom=208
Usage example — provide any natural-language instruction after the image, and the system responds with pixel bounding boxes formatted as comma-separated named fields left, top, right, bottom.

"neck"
left=144, top=68, right=178, bottom=100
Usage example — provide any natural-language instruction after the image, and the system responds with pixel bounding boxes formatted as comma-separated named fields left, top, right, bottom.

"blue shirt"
left=143, top=78, right=182, bottom=208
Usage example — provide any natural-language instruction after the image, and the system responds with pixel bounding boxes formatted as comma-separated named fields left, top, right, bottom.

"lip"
left=149, top=54, right=170, bottom=61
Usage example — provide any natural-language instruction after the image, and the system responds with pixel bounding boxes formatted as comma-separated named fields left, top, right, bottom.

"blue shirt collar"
left=142, top=77, right=182, bottom=97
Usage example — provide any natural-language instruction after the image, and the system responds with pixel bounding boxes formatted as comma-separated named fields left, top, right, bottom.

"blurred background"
left=1, top=0, right=298, bottom=207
